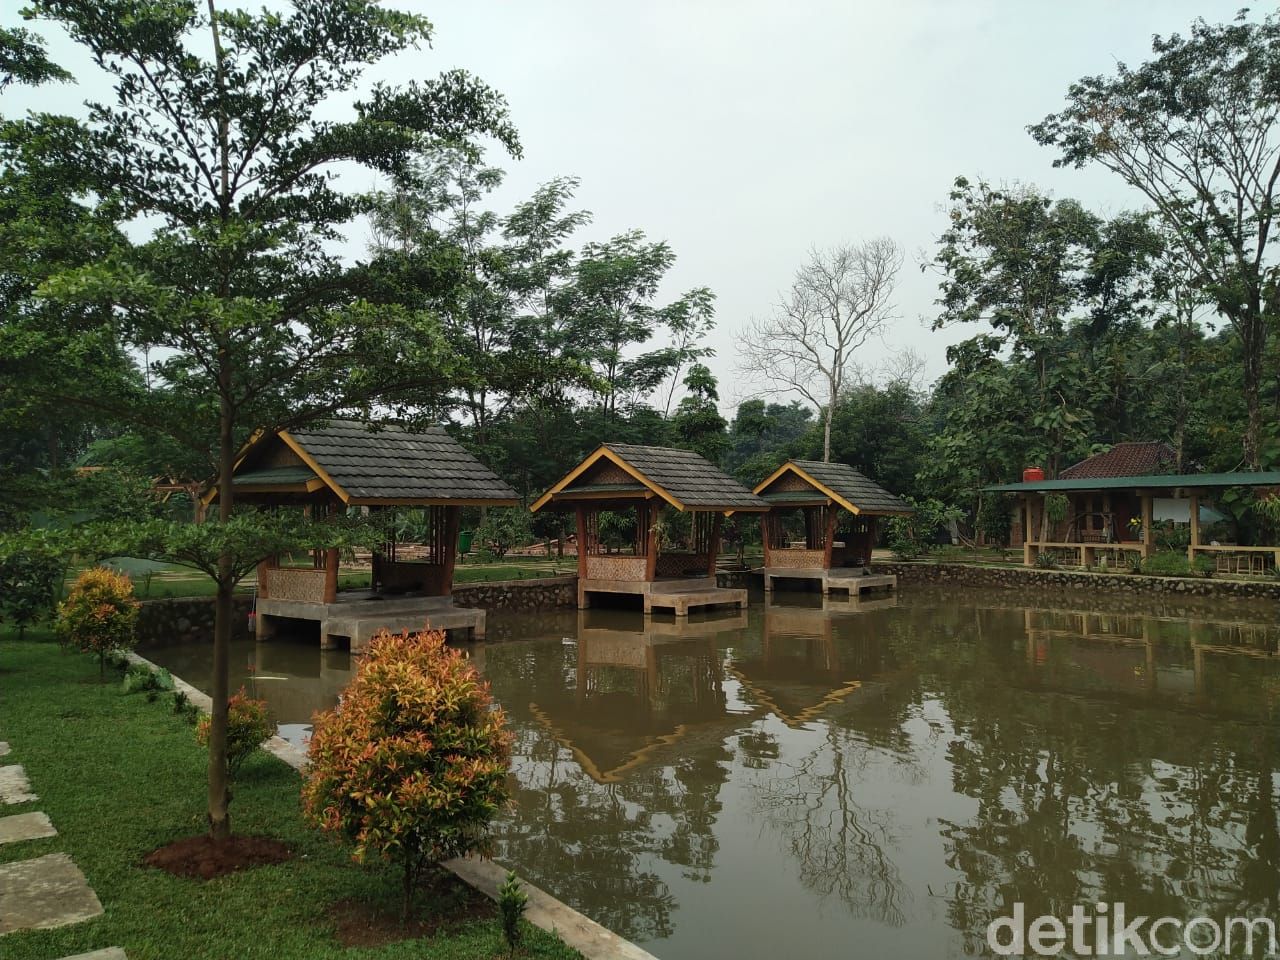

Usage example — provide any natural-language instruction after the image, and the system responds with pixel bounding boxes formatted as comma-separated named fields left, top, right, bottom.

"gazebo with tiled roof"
left=752, top=459, right=911, bottom=597
left=531, top=444, right=768, bottom=614
left=205, top=420, right=517, bottom=646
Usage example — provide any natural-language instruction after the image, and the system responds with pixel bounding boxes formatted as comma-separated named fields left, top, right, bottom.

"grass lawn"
left=0, top=630, right=582, bottom=960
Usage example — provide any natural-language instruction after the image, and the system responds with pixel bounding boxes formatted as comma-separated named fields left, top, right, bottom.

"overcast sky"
left=3, top=0, right=1248, bottom=413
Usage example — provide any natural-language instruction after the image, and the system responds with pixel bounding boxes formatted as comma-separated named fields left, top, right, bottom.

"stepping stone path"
left=0, top=853, right=103, bottom=934
left=0, top=764, right=37, bottom=804
left=0, top=811, right=57, bottom=845
left=0, top=742, right=124, bottom=957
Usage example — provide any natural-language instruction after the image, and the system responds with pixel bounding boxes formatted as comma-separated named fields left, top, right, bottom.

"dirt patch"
left=330, top=872, right=495, bottom=948
left=143, top=834, right=292, bottom=880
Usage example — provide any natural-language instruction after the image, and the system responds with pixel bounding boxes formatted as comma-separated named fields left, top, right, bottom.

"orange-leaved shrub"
left=197, top=688, right=272, bottom=777
left=56, top=566, right=140, bottom=678
left=302, top=626, right=511, bottom=917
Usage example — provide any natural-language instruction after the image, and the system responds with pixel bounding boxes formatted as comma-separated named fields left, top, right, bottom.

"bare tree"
left=739, top=239, right=902, bottom=461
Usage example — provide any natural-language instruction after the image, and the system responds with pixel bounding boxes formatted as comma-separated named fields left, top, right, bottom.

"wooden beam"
left=1141, top=494, right=1154, bottom=559
left=575, top=505, right=588, bottom=581
left=1188, top=493, right=1200, bottom=563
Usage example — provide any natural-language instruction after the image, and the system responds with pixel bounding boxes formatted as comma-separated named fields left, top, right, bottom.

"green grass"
left=0, top=631, right=581, bottom=960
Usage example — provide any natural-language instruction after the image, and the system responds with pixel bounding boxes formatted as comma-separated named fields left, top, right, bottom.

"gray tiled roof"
left=786, top=460, right=912, bottom=515
left=601, top=444, right=768, bottom=511
left=287, top=420, right=518, bottom=503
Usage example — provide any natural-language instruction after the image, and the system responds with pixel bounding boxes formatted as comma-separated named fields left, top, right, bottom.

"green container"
left=459, top=530, right=474, bottom=555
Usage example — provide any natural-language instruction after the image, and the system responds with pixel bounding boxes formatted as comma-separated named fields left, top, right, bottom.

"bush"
left=1033, top=551, right=1059, bottom=570
left=56, top=567, right=140, bottom=677
left=498, top=870, right=528, bottom=957
left=0, top=550, right=65, bottom=639
left=473, top=508, right=533, bottom=561
left=302, top=626, right=511, bottom=918
left=1141, top=552, right=1193, bottom=577
left=886, top=497, right=961, bottom=560
left=122, top=662, right=174, bottom=696
left=197, top=688, right=272, bottom=777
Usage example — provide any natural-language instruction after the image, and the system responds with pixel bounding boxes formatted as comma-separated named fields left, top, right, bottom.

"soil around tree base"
left=143, top=834, right=292, bottom=879
left=330, top=872, right=496, bottom=948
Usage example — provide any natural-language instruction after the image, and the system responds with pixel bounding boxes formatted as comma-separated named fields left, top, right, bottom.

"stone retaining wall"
left=872, top=560, right=1280, bottom=601
left=452, top=576, right=577, bottom=612
left=137, top=595, right=253, bottom=646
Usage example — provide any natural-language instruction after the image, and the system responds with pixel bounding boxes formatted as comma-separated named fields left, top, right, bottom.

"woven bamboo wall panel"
left=655, top=552, right=710, bottom=578
left=586, top=555, right=647, bottom=581
left=772, top=473, right=814, bottom=493
left=584, top=462, right=634, bottom=485
left=262, top=445, right=306, bottom=469
left=263, top=567, right=328, bottom=602
left=770, top=549, right=825, bottom=568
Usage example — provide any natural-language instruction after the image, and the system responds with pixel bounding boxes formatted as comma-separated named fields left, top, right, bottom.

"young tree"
left=1031, top=11, right=1280, bottom=468
left=303, top=626, right=510, bottom=919
left=10, top=0, right=518, bottom=840
left=739, top=239, right=902, bottom=462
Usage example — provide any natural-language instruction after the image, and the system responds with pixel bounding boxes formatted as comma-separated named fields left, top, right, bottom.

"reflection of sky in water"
left=139, top=587, right=1280, bottom=960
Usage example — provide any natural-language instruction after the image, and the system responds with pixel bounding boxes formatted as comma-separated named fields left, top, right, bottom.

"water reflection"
left=138, top=587, right=1280, bottom=959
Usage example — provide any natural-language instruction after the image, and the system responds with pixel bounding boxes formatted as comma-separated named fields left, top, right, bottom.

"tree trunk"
left=208, top=392, right=234, bottom=842
left=1243, top=342, right=1263, bottom=470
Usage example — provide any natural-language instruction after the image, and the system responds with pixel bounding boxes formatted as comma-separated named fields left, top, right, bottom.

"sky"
left=2, top=0, right=1250, bottom=413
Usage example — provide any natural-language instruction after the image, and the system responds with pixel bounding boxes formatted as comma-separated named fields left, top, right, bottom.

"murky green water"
left=140, top=586, right=1280, bottom=959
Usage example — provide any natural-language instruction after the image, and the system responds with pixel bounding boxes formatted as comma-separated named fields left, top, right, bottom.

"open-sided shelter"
left=752, top=459, right=911, bottom=596
left=531, top=443, right=768, bottom=614
left=205, top=419, right=517, bottom=646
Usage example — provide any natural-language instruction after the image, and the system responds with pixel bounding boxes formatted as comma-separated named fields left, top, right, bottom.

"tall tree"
left=10, top=0, right=518, bottom=840
left=739, top=239, right=902, bottom=462
left=671, top=363, right=728, bottom=464
left=567, top=230, right=715, bottom=435
left=1031, top=11, right=1280, bottom=468
left=932, top=178, right=1101, bottom=478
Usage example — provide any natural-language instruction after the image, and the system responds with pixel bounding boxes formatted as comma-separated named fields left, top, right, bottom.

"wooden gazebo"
left=205, top=419, right=518, bottom=646
left=752, top=459, right=911, bottom=597
left=531, top=444, right=768, bottom=614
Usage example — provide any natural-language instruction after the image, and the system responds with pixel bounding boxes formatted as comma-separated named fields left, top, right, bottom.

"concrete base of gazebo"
left=577, top=576, right=748, bottom=616
left=758, top=566, right=897, bottom=598
left=256, top=591, right=485, bottom=650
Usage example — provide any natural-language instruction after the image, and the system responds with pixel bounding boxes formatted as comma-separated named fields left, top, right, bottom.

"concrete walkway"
left=0, top=739, right=125, bottom=957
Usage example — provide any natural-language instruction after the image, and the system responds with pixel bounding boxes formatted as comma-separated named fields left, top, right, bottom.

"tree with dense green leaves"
left=671, top=363, right=729, bottom=464
left=1031, top=10, right=1280, bottom=468
left=567, top=230, right=715, bottom=435
left=7, top=0, right=518, bottom=841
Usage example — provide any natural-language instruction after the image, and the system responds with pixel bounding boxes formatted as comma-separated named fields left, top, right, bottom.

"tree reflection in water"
left=474, top=591, right=1280, bottom=958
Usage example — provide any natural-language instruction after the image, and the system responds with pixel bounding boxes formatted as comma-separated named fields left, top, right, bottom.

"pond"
left=139, top=586, right=1280, bottom=959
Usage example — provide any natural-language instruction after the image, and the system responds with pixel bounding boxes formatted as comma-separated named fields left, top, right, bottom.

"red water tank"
left=1022, top=467, right=1046, bottom=483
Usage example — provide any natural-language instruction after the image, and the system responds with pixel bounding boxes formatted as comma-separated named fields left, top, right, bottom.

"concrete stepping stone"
left=0, top=765, right=36, bottom=804
left=0, top=852, right=103, bottom=934
left=0, top=811, right=56, bottom=845
left=58, top=950, right=128, bottom=960
left=0, top=742, right=10, bottom=757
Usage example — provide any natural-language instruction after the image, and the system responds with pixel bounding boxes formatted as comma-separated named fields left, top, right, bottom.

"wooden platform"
left=256, top=591, right=484, bottom=650
left=758, top=566, right=897, bottom=598
left=577, top=576, right=748, bottom=616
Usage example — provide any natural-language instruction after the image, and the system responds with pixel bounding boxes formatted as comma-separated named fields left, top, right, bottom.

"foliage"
left=885, top=497, right=959, bottom=560
left=1044, top=493, right=1069, bottom=525
left=197, top=688, right=272, bottom=779
left=976, top=495, right=1011, bottom=547
left=122, top=662, right=174, bottom=697
left=55, top=566, right=140, bottom=676
left=1033, top=551, right=1060, bottom=570
left=0, top=546, right=64, bottom=638
left=671, top=363, right=729, bottom=464
left=1141, top=552, right=1194, bottom=577
left=1032, top=10, right=1280, bottom=468
left=498, top=870, right=529, bottom=957
left=474, top=507, right=534, bottom=560
left=303, top=627, right=511, bottom=918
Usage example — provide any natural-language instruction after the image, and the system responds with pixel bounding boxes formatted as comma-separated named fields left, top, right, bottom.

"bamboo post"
left=575, top=505, right=588, bottom=581
left=706, top=513, right=723, bottom=578
left=1141, top=494, right=1154, bottom=559
left=1188, top=494, right=1200, bottom=563
left=822, top=507, right=837, bottom=570
left=645, top=504, right=659, bottom=582
left=761, top=513, right=772, bottom=568
left=323, top=547, right=338, bottom=604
